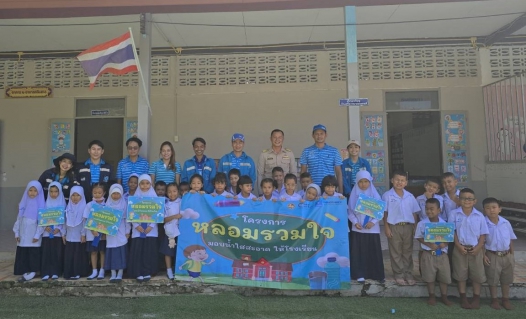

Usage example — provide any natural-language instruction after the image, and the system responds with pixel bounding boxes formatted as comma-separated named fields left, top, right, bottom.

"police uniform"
left=257, top=147, right=297, bottom=183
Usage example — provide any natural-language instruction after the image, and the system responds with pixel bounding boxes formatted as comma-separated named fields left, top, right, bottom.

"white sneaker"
left=23, top=272, right=36, bottom=281
left=87, top=269, right=98, bottom=280
left=42, top=275, right=50, bottom=281
left=51, top=275, right=59, bottom=280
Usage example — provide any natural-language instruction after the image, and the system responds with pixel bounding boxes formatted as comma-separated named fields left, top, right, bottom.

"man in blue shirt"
left=218, top=134, right=256, bottom=188
left=76, top=140, right=113, bottom=202
left=181, top=137, right=217, bottom=193
left=300, top=124, right=343, bottom=192
left=116, top=137, right=149, bottom=192
left=341, top=139, right=372, bottom=197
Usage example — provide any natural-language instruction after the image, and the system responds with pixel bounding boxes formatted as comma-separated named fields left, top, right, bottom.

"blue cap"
left=312, top=124, right=326, bottom=133
left=232, top=133, right=245, bottom=142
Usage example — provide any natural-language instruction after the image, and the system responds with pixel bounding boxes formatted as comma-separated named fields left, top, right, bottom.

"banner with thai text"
left=175, top=194, right=350, bottom=290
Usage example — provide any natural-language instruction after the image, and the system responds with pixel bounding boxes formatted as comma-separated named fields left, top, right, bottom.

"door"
left=75, top=118, right=124, bottom=174
left=258, top=267, right=267, bottom=278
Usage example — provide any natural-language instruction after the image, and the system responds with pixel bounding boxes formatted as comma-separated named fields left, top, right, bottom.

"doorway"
left=385, top=91, right=442, bottom=195
left=75, top=118, right=123, bottom=172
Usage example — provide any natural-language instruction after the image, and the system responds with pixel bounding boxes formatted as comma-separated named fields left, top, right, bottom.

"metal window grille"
left=483, top=73, right=526, bottom=162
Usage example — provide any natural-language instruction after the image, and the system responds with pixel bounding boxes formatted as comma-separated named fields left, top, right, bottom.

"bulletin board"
left=441, top=112, right=469, bottom=186
left=361, top=112, right=389, bottom=196
left=49, top=119, right=75, bottom=167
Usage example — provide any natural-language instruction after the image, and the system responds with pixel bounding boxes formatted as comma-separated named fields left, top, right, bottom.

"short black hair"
left=154, top=180, right=167, bottom=188
left=391, top=170, right=407, bottom=179
left=88, top=140, right=104, bottom=149
left=213, top=172, right=227, bottom=184
left=441, top=172, right=456, bottom=180
left=284, top=173, right=297, bottom=184
left=228, top=168, right=241, bottom=178
left=425, top=178, right=441, bottom=187
left=300, top=172, right=312, bottom=179
left=483, top=197, right=501, bottom=207
left=238, top=175, right=253, bottom=186
left=192, top=137, right=206, bottom=146
left=426, top=198, right=441, bottom=208
left=272, top=166, right=284, bottom=174
left=321, top=175, right=337, bottom=190
left=179, top=181, right=189, bottom=189
left=459, top=188, right=475, bottom=196
left=126, top=137, right=142, bottom=147
left=270, top=129, right=284, bottom=137
left=260, top=178, right=275, bottom=188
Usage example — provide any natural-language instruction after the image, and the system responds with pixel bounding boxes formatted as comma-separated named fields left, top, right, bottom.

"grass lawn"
left=0, top=294, right=524, bottom=319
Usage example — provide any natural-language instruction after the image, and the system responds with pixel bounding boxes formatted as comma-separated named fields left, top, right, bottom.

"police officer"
left=257, top=129, right=297, bottom=185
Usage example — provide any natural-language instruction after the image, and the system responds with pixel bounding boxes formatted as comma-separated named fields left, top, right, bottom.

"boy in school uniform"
left=483, top=197, right=517, bottom=310
left=382, top=171, right=421, bottom=286
left=451, top=188, right=489, bottom=309
left=415, top=178, right=443, bottom=224
left=441, top=172, right=460, bottom=222
left=280, top=174, right=302, bottom=201
left=271, top=166, right=285, bottom=197
left=415, top=198, right=453, bottom=306
left=298, top=172, right=312, bottom=198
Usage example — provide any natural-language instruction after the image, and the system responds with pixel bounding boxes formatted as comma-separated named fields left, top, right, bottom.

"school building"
left=1, top=0, right=526, bottom=229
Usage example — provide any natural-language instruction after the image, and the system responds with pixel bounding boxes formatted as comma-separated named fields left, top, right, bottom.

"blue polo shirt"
left=300, top=144, right=342, bottom=185
left=85, top=158, right=106, bottom=184
left=117, top=156, right=149, bottom=192
left=149, top=159, right=182, bottom=184
left=341, top=157, right=372, bottom=195
left=218, top=152, right=256, bottom=187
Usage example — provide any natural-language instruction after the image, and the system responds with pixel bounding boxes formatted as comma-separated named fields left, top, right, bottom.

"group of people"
left=13, top=124, right=516, bottom=310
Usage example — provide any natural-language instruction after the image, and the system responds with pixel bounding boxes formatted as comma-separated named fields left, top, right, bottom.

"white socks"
left=110, top=270, right=117, bottom=280
left=23, top=272, right=36, bottom=281
left=97, top=268, right=105, bottom=280
left=117, top=269, right=123, bottom=279
left=87, top=269, right=98, bottom=280
left=167, top=268, right=174, bottom=280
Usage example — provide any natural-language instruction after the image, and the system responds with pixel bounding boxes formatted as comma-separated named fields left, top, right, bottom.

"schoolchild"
left=271, top=166, right=285, bottom=197
left=483, top=197, right=516, bottom=310
left=259, top=178, right=278, bottom=201
left=13, top=181, right=45, bottom=282
left=179, top=182, right=190, bottom=197
left=227, top=168, right=241, bottom=196
left=298, top=172, right=313, bottom=199
left=321, top=175, right=346, bottom=199
left=303, top=183, right=320, bottom=201
left=441, top=172, right=460, bottom=222
left=124, top=173, right=139, bottom=200
left=63, top=186, right=90, bottom=279
left=82, top=182, right=107, bottom=280
left=415, top=178, right=444, bottom=224
left=348, top=171, right=384, bottom=283
left=104, top=184, right=131, bottom=283
left=37, top=182, right=66, bottom=280
left=161, top=183, right=183, bottom=280
left=211, top=173, right=234, bottom=198
left=341, top=139, right=372, bottom=198
left=280, top=174, right=302, bottom=201
left=128, top=174, right=159, bottom=282
left=451, top=188, right=488, bottom=309
left=189, top=174, right=206, bottom=194
left=236, top=175, right=257, bottom=200
left=414, top=198, right=452, bottom=306
left=154, top=181, right=167, bottom=197
left=382, top=171, right=420, bottom=286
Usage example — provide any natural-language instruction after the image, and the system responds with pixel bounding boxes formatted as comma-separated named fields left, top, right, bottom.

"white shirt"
left=164, top=199, right=181, bottom=238
left=416, top=194, right=444, bottom=221
left=280, top=192, right=302, bottom=201
left=485, top=216, right=517, bottom=251
left=348, top=202, right=380, bottom=234
left=382, top=188, right=420, bottom=225
left=323, top=192, right=343, bottom=198
left=415, top=217, right=448, bottom=253
left=65, top=223, right=84, bottom=243
left=211, top=191, right=234, bottom=198
left=131, top=222, right=158, bottom=238
left=36, top=224, right=64, bottom=238
left=272, top=185, right=285, bottom=198
left=106, top=215, right=131, bottom=248
left=13, top=217, right=41, bottom=247
left=451, top=207, right=489, bottom=246
left=443, top=190, right=460, bottom=222
left=237, top=193, right=257, bottom=200
left=82, top=200, right=106, bottom=241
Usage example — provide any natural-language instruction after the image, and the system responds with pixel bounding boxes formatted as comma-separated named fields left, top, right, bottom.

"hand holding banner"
left=127, top=196, right=165, bottom=223
left=85, top=203, right=123, bottom=236
left=38, top=207, right=65, bottom=226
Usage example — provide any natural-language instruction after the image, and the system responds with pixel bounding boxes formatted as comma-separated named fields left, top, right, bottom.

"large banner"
left=175, top=194, right=350, bottom=290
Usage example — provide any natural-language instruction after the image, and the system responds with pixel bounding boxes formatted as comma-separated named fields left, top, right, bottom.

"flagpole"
left=128, top=27, right=152, bottom=115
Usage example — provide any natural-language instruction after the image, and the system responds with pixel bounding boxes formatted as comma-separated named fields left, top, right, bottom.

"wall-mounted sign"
left=5, top=86, right=53, bottom=98
left=91, top=110, right=110, bottom=116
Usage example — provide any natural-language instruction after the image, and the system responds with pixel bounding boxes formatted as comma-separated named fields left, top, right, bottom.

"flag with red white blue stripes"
left=77, top=31, right=138, bottom=89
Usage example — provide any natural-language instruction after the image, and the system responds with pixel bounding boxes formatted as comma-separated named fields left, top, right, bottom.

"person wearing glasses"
left=116, top=137, right=149, bottom=193
left=76, top=140, right=114, bottom=202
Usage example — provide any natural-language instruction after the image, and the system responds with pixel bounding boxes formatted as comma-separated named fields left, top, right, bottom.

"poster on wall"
left=443, top=113, right=468, bottom=183
left=363, top=115, right=384, bottom=148
left=363, top=150, right=386, bottom=184
left=51, top=122, right=72, bottom=153
left=126, top=120, right=138, bottom=140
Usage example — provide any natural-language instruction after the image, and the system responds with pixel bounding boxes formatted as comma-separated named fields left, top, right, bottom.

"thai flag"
left=77, top=31, right=138, bottom=89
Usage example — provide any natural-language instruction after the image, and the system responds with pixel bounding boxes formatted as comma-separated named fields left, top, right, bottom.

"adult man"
left=181, top=137, right=217, bottom=193
left=116, top=137, right=149, bottom=193
left=76, top=140, right=113, bottom=201
left=257, top=129, right=297, bottom=185
left=218, top=133, right=256, bottom=187
left=300, top=124, right=343, bottom=192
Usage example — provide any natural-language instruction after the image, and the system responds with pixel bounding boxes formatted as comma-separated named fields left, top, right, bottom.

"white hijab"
left=348, top=170, right=381, bottom=211
left=19, top=180, right=45, bottom=220
left=46, top=181, right=66, bottom=208
left=136, top=174, right=158, bottom=197
left=65, top=186, right=86, bottom=227
left=106, top=184, right=127, bottom=212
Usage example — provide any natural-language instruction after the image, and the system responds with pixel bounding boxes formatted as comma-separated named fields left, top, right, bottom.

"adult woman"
left=149, top=141, right=181, bottom=184
left=38, top=153, right=79, bottom=202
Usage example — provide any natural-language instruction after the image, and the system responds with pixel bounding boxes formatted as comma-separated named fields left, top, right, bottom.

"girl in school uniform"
left=104, top=184, right=131, bottom=283
left=259, top=178, right=278, bottom=201
left=82, top=182, right=107, bottom=280
left=124, top=173, right=139, bottom=200
left=13, top=181, right=45, bottom=282
left=348, top=170, right=385, bottom=283
left=189, top=174, right=206, bottom=194
left=227, top=169, right=241, bottom=195
left=63, top=186, right=90, bottom=279
left=37, top=182, right=66, bottom=280
left=303, top=183, right=321, bottom=202
left=161, top=183, right=182, bottom=280
left=321, top=175, right=346, bottom=199
left=128, top=174, right=159, bottom=282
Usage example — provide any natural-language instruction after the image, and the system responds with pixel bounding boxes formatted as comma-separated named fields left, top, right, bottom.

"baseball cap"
left=312, top=124, right=327, bottom=133
left=232, top=133, right=245, bottom=142
left=347, top=139, right=361, bottom=148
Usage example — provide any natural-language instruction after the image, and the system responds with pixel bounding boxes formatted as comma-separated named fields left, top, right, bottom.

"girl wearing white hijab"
left=128, top=174, right=159, bottom=282
left=36, top=181, right=66, bottom=281
left=63, top=186, right=90, bottom=279
left=104, top=184, right=131, bottom=283
left=13, top=181, right=45, bottom=282
left=348, top=170, right=385, bottom=283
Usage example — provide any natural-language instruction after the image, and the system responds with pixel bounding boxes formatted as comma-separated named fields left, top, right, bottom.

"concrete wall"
left=486, top=162, right=526, bottom=203
left=0, top=52, right=491, bottom=229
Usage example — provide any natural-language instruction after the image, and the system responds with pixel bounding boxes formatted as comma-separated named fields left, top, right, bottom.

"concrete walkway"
left=1, top=229, right=526, bottom=298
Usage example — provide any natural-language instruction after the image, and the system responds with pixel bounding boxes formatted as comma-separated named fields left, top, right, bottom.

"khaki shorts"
left=485, top=251, right=515, bottom=286
left=421, top=250, right=451, bottom=284
left=452, top=247, right=486, bottom=283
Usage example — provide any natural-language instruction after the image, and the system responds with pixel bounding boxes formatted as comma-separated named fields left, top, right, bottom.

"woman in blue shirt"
left=149, top=141, right=181, bottom=184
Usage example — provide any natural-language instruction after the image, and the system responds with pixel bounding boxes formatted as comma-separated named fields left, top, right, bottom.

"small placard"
left=5, top=86, right=53, bottom=98
left=340, top=98, right=369, bottom=107
left=127, top=196, right=165, bottom=223
left=424, top=222, right=455, bottom=242
left=91, top=110, right=110, bottom=116
left=38, top=207, right=65, bottom=226
left=354, top=193, right=385, bottom=220
left=85, top=203, right=123, bottom=236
